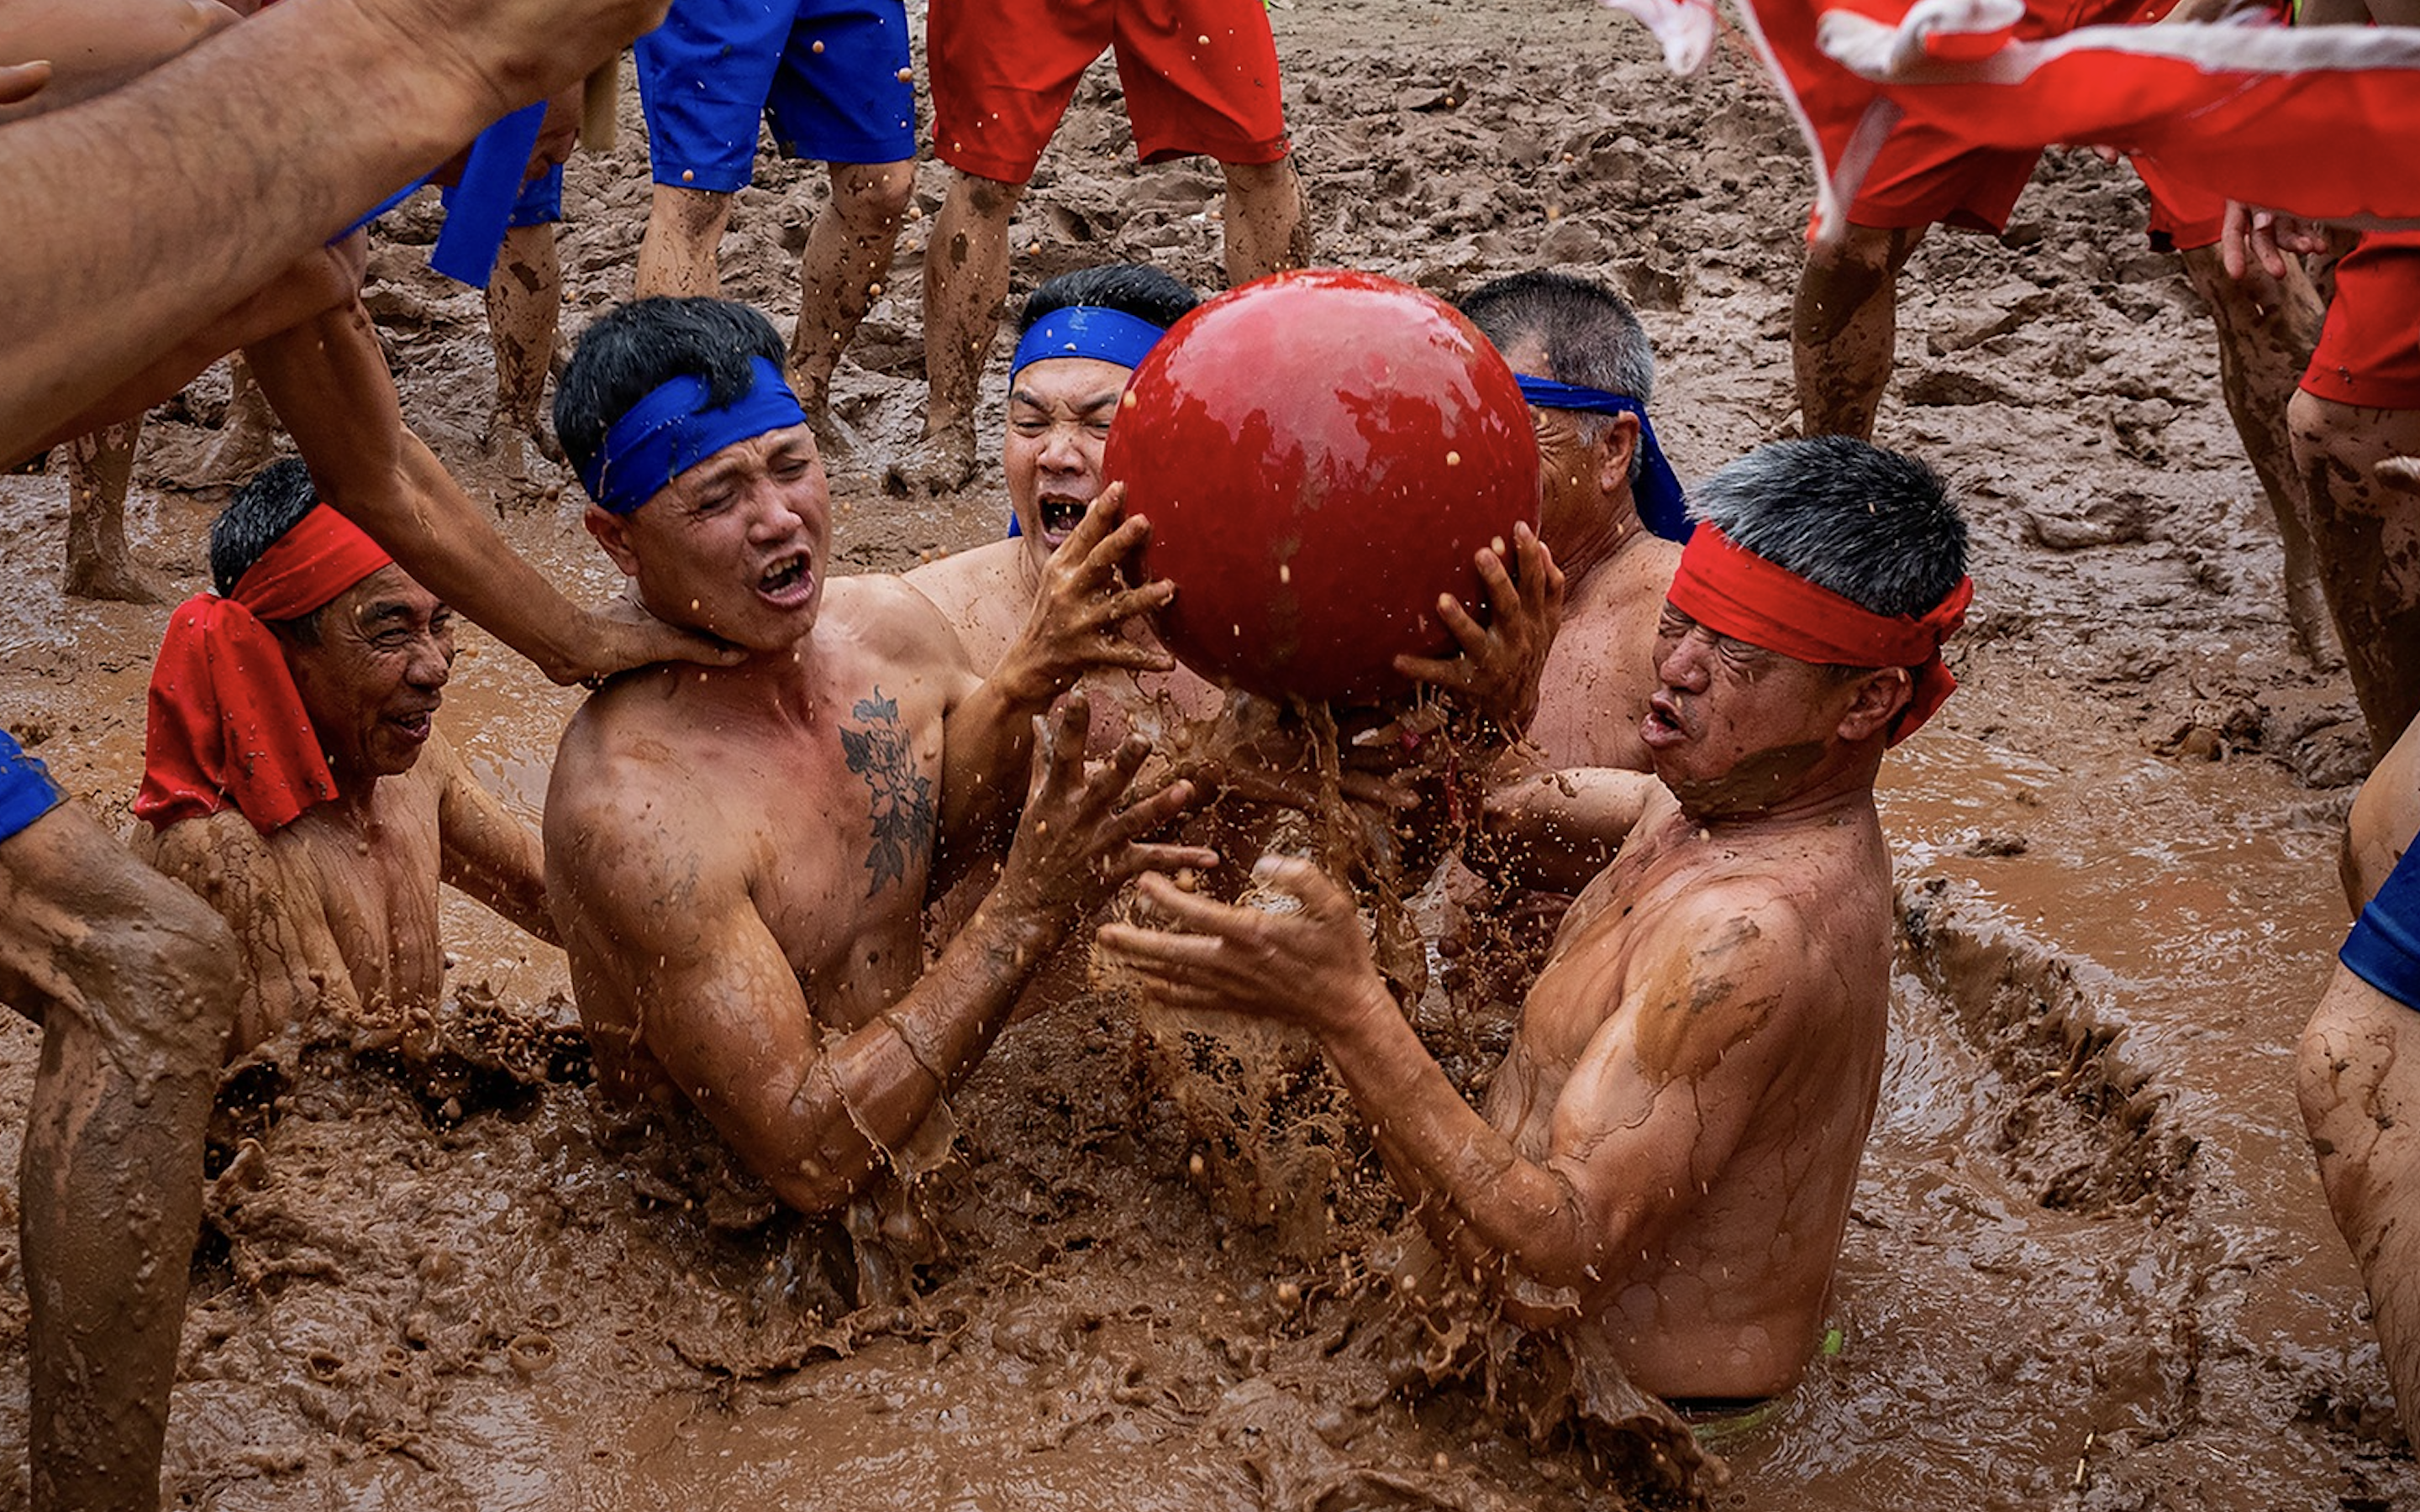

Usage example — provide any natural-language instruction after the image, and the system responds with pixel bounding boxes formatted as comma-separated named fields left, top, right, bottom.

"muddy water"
left=0, top=0, right=2411, bottom=1502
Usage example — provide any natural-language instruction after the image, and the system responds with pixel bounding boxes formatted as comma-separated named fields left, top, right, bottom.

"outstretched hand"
left=994, top=484, right=1179, bottom=709
left=569, top=591, right=747, bottom=686
left=2221, top=200, right=2333, bottom=281
left=995, top=694, right=1218, bottom=920
left=1392, top=522, right=1564, bottom=738
left=1096, top=855, right=1395, bottom=1033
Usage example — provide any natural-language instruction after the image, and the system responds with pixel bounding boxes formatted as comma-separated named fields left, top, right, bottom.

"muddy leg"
left=887, top=167, right=1023, bottom=496
left=2288, top=391, right=2420, bottom=756
left=634, top=183, right=732, bottom=300
left=195, top=355, right=279, bottom=487
left=789, top=159, right=913, bottom=466
left=2301, top=966, right=2420, bottom=1447
left=62, top=417, right=167, bottom=604
left=1219, top=155, right=1311, bottom=286
left=0, top=806, right=237, bottom=1512
left=481, top=221, right=562, bottom=499
left=2180, top=244, right=2334, bottom=663
left=1792, top=223, right=1926, bottom=442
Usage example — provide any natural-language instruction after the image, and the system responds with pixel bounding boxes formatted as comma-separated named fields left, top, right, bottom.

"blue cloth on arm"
left=2345, top=843, right=2420, bottom=1011
left=576, top=356, right=811, bottom=515
left=441, top=160, right=565, bottom=229
left=346, top=100, right=550, bottom=286
left=0, top=730, right=64, bottom=844
left=1513, top=375, right=1691, bottom=543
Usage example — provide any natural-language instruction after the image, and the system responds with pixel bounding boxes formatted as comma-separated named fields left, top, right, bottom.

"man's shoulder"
left=826, top=571, right=987, bottom=679
left=900, top=540, right=1027, bottom=663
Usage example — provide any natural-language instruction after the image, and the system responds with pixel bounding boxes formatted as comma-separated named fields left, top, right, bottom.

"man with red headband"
left=1102, top=435, right=1970, bottom=1410
left=131, top=459, right=555, bottom=1053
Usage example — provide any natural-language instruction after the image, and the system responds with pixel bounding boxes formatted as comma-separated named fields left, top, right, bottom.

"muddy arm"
left=429, top=732, right=555, bottom=948
left=1478, top=767, right=1662, bottom=895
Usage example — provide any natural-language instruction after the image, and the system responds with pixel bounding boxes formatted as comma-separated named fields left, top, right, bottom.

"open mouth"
left=758, top=551, right=814, bottom=604
left=1643, top=692, right=1688, bottom=746
left=1038, top=496, right=1090, bottom=540
left=388, top=709, right=435, bottom=743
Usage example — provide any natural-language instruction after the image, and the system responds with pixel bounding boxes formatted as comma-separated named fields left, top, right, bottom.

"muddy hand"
left=1392, top=522, right=1564, bottom=736
left=2222, top=201, right=2330, bottom=282
left=569, top=593, right=747, bottom=686
left=1097, top=855, right=1389, bottom=1031
left=388, top=0, right=673, bottom=107
left=997, top=483, right=1178, bottom=706
left=997, top=695, right=1217, bottom=918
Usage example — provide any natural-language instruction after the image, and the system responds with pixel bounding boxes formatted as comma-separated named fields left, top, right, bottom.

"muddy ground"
left=0, top=0, right=2406, bottom=1506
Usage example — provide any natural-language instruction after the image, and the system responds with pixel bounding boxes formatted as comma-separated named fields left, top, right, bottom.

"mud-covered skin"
left=0, top=804, right=237, bottom=1512
left=2288, top=395, right=2420, bottom=757
left=1103, top=609, right=1909, bottom=1399
left=479, top=222, right=564, bottom=506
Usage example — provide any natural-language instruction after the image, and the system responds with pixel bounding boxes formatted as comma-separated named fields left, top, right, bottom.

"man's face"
left=1004, top=356, right=1130, bottom=563
left=590, top=425, right=830, bottom=654
left=284, top=564, right=455, bottom=782
left=1641, top=601, right=1865, bottom=814
left=1498, top=337, right=1634, bottom=561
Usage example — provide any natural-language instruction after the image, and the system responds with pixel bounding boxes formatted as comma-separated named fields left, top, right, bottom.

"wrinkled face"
left=284, top=564, right=455, bottom=781
left=1641, top=601, right=1861, bottom=815
left=1004, top=356, right=1130, bottom=563
left=1498, top=337, right=1607, bottom=559
left=590, top=425, right=829, bottom=654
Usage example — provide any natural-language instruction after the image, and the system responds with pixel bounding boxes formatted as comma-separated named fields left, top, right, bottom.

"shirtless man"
left=0, top=3, right=670, bottom=1505
left=132, top=459, right=554, bottom=1053
left=1461, top=270, right=1686, bottom=774
left=1103, top=436, right=1972, bottom=1403
left=2298, top=708, right=2420, bottom=1439
left=544, top=296, right=1213, bottom=1221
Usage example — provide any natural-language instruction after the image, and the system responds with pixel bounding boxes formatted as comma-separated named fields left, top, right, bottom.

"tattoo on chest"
left=840, top=689, right=935, bottom=897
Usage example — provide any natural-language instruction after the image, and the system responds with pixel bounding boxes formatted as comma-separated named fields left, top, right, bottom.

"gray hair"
left=1460, top=271, right=1655, bottom=475
left=1688, top=437, right=1966, bottom=620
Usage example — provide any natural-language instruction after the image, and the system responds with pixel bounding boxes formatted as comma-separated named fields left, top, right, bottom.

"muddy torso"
left=1528, top=537, right=1681, bottom=774
left=1485, top=790, right=1894, bottom=1396
left=262, top=759, right=450, bottom=1021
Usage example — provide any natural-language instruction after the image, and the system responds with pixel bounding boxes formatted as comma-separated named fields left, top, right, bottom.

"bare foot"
left=881, top=421, right=977, bottom=497
left=64, top=546, right=172, bottom=605
left=196, top=406, right=278, bottom=488
left=479, top=416, right=554, bottom=513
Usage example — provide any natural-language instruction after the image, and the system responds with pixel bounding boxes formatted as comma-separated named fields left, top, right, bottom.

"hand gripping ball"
left=1103, top=269, right=1540, bottom=705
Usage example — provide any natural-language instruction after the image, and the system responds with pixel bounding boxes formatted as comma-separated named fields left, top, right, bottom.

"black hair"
left=554, top=297, right=789, bottom=480
left=1017, top=265, right=1201, bottom=335
left=208, top=456, right=327, bottom=642
left=1688, top=437, right=1967, bottom=620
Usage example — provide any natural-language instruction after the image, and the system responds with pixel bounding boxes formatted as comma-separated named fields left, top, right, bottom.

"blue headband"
left=1010, top=306, right=1168, bottom=382
left=1514, top=375, right=1690, bottom=543
left=577, top=356, right=810, bottom=516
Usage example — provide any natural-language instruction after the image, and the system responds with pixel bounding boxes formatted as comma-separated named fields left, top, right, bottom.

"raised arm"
left=246, top=302, right=739, bottom=685
left=934, top=485, right=1176, bottom=877
left=0, top=0, right=669, bottom=460
left=552, top=698, right=1212, bottom=1214
left=428, top=733, right=555, bottom=948
left=1476, top=766, right=1664, bottom=895
left=1099, top=859, right=1802, bottom=1305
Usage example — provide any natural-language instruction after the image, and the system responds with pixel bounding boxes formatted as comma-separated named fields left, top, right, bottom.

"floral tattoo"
left=840, top=689, right=936, bottom=897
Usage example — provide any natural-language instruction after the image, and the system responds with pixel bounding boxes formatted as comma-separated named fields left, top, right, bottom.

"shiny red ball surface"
left=1104, top=269, right=1540, bottom=705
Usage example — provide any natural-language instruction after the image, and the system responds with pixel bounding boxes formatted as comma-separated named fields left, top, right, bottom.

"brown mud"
left=0, top=0, right=2405, bottom=1505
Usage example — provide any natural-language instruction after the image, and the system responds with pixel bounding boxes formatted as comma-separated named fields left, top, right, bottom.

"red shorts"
left=2302, top=229, right=2420, bottom=412
left=1832, top=0, right=2223, bottom=249
left=928, top=0, right=1291, bottom=182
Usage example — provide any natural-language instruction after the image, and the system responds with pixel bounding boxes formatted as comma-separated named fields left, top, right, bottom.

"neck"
left=1555, top=493, right=1649, bottom=588
left=1677, top=742, right=1885, bottom=834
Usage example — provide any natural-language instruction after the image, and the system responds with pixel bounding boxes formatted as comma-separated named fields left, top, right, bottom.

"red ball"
left=1105, top=269, right=1540, bottom=706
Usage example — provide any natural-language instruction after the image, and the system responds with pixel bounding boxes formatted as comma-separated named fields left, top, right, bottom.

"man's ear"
left=1596, top=412, right=1640, bottom=500
left=584, top=505, right=641, bottom=577
left=1837, top=666, right=1913, bottom=743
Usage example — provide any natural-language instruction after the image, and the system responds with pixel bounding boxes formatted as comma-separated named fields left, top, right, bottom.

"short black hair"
left=1017, top=265, right=1200, bottom=336
left=1689, top=437, right=1967, bottom=621
left=209, top=457, right=328, bottom=642
left=211, top=457, right=318, bottom=597
left=1460, top=271, right=1655, bottom=475
left=554, top=297, right=788, bottom=480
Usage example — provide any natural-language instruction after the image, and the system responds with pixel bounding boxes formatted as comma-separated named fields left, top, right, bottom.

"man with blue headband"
left=544, top=296, right=1213, bottom=1240
left=1461, top=272, right=1687, bottom=775
left=908, top=265, right=1225, bottom=754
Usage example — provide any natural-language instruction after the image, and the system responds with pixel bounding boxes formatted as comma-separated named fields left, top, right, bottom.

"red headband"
left=136, top=506, right=397, bottom=834
left=1665, top=522, right=1971, bottom=745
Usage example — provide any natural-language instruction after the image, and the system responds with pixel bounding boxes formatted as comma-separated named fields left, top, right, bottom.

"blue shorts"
left=0, top=729, right=64, bottom=844
left=2344, top=844, right=2420, bottom=1011
left=440, top=161, right=565, bottom=228
left=636, top=0, right=916, bottom=192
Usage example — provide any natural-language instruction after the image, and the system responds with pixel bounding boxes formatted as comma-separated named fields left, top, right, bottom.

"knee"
left=834, top=162, right=915, bottom=228
left=954, top=170, right=1024, bottom=221
left=1220, top=157, right=1296, bottom=197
